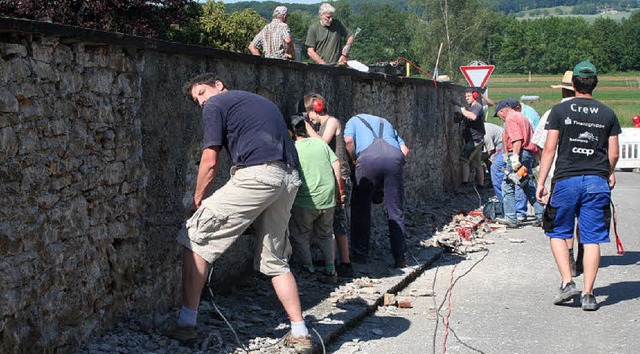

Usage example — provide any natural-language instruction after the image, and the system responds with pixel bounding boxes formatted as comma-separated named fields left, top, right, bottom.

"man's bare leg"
left=461, top=161, right=470, bottom=183
left=272, top=271, right=304, bottom=322
left=336, top=234, right=351, bottom=263
left=581, top=244, right=600, bottom=294
left=550, top=238, right=573, bottom=285
left=182, top=248, right=208, bottom=311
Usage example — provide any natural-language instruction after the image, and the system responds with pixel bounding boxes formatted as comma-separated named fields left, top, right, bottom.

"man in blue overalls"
left=344, top=114, right=410, bottom=268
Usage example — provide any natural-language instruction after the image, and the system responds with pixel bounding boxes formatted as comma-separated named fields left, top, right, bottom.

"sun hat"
left=273, top=6, right=288, bottom=17
left=550, top=71, right=575, bottom=91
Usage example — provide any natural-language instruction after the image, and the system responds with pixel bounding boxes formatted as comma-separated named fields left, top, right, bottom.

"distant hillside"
left=224, top=0, right=638, bottom=19
left=224, top=0, right=413, bottom=18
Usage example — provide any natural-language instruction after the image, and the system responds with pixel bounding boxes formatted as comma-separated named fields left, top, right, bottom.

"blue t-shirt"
left=344, top=114, right=405, bottom=157
left=201, top=90, right=299, bottom=168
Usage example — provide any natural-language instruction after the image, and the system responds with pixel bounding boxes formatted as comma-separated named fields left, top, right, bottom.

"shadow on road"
left=600, top=251, right=640, bottom=268
left=597, top=280, right=640, bottom=307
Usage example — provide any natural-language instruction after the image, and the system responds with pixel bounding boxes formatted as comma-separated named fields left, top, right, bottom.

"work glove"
left=509, top=154, right=522, bottom=171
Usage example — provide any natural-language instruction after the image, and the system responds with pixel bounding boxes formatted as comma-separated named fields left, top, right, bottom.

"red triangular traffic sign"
left=460, top=65, right=495, bottom=88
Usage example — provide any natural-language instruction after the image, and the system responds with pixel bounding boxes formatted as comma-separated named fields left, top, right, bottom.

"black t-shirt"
left=546, top=97, right=621, bottom=182
left=201, top=90, right=299, bottom=168
left=464, top=102, right=486, bottom=143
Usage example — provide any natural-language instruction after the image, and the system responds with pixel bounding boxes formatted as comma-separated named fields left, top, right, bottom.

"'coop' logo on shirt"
left=572, top=147, right=594, bottom=156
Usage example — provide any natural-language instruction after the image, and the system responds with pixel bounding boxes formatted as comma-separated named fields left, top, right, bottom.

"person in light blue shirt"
left=344, top=114, right=410, bottom=268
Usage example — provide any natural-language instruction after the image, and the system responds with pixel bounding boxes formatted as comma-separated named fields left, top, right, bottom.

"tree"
left=168, top=1, right=266, bottom=53
left=618, top=10, right=640, bottom=71
left=346, top=4, right=413, bottom=64
left=287, top=10, right=315, bottom=42
left=408, top=0, right=493, bottom=79
left=0, top=0, right=196, bottom=38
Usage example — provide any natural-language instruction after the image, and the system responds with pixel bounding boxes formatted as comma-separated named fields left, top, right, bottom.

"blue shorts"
left=543, top=175, right=611, bottom=244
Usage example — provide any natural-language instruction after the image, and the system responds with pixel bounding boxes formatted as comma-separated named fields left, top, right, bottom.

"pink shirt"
left=504, top=110, right=538, bottom=154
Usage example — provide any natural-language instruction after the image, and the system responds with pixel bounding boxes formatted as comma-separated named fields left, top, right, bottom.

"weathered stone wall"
left=0, top=18, right=464, bottom=352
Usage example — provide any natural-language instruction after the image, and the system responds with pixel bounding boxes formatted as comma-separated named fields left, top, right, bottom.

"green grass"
left=514, top=7, right=638, bottom=23
left=483, top=72, right=640, bottom=127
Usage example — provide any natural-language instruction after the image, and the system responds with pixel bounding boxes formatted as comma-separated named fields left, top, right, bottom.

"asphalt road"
left=329, top=170, right=640, bottom=354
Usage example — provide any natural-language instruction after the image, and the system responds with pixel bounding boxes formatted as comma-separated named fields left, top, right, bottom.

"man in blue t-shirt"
left=169, top=73, right=312, bottom=352
left=344, top=114, right=410, bottom=268
left=536, top=61, right=621, bottom=311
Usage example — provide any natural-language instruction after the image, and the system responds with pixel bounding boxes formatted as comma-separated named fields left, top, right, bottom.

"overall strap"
left=356, top=115, right=385, bottom=138
left=377, top=119, right=385, bottom=137
left=356, top=115, right=378, bottom=138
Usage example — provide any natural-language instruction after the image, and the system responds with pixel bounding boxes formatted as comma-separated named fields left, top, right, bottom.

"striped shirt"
left=251, top=19, right=291, bottom=59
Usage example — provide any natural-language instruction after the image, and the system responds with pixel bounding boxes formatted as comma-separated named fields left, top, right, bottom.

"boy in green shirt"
left=289, top=115, right=342, bottom=283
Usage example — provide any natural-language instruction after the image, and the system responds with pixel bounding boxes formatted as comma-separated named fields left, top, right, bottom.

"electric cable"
left=430, top=250, right=490, bottom=354
left=207, top=267, right=250, bottom=353
left=205, top=268, right=324, bottom=353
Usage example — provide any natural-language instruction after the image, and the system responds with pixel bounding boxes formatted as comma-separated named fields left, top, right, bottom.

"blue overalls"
left=350, top=116, right=407, bottom=265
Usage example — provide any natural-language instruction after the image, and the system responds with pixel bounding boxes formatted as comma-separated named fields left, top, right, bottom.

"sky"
left=217, top=0, right=321, bottom=4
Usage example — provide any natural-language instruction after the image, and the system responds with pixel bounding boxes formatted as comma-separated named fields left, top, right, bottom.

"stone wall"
left=0, top=18, right=464, bottom=352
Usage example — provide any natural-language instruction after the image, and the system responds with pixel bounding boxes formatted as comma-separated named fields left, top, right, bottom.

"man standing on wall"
left=344, top=113, right=410, bottom=268
left=536, top=61, right=620, bottom=311
left=248, top=6, right=295, bottom=60
left=169, top=73, right=312, bottom=353
left=305, top=3, right=353, bottom=65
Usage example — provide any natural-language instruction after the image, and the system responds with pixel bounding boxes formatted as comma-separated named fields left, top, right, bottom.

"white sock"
left=177, top=306, right=198, bottom=327
left=291, top=320, right=309, bottom=336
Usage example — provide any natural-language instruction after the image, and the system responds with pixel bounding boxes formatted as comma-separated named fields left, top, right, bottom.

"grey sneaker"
left=581, top=293, right=599, bottom=311
left=495, top=217, right=519, bottom=228
left=517, top=215, right=527, bottom=222
left=283, top=331, right=313, bottom=354
left=531, top=220, right=543, bottom=227
left=553, top=280, right=580, bottom=304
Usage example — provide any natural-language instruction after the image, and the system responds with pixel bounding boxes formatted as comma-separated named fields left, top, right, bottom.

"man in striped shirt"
left=248, top=6, right=295, bottom=60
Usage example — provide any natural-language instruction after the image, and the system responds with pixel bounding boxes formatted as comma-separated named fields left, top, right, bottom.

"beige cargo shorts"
left=178, top=161, right=301, bottom=276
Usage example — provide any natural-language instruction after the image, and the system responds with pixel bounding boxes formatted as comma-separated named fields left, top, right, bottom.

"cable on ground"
left=430, top=250, right=490, bottom=354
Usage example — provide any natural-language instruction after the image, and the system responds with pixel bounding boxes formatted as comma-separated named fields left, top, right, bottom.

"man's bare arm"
left=307, top=47, right=325, bottom=64
left=608, top=135, right=619, bottom=189
left=193, top=146, right=221, bottom=208
left=248, top=43, right=261, bottom=56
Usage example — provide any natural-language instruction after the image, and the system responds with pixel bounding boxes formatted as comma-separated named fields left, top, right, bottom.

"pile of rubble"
left=79, top=190, right=511, bottom=353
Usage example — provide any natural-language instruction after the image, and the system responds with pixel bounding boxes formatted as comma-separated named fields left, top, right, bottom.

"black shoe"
left=351, top=254, right=368, bottom=264
left=581, top=293, right=598, bottom=311
left=318, top=271, right=338, bottom=284
left=336, top=263, right=354, bottom=278
left=394, top=258, right=408, bottom=268
left=553, top=280, right=580, bottom=304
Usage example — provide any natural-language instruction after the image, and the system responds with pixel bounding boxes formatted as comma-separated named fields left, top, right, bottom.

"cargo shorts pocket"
left=185, top=207, right=228, bottom=245
left=542, top=204, right=558, bottom=233
left=603, top=203, right=612, bottom=230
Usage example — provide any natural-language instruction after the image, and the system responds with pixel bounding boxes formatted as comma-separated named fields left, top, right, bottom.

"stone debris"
left=509, top=239, right=526, bottom=243
left=78, top=191, right=504, bottom=353
left=408, top=288, right=435, bottom=297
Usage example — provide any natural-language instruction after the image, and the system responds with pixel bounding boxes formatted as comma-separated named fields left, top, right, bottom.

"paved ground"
left=329, top=170, right=640, bottom=354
